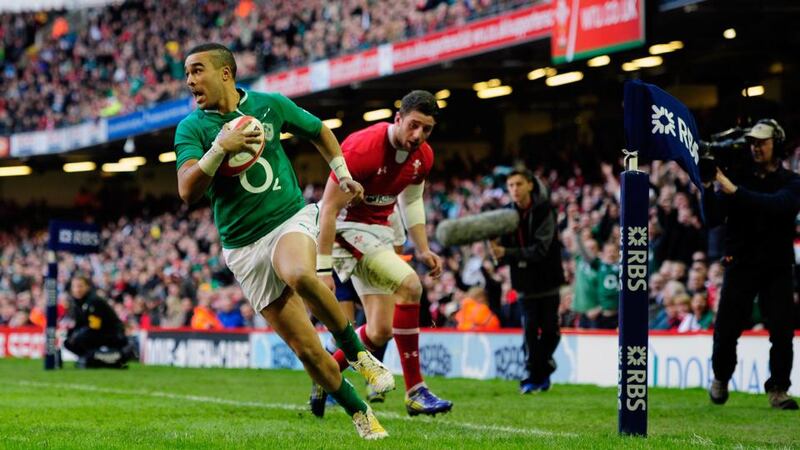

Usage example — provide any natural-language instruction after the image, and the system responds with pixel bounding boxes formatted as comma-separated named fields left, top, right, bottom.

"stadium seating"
left=0, top=0, right=529, bottom=134
left=0, top=160, right=722, bottom=332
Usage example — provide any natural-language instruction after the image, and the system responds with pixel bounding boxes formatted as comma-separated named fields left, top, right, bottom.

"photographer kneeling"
left=64, top=275, right=137, bottom=369
left=704, top=119, right=800, bottom=410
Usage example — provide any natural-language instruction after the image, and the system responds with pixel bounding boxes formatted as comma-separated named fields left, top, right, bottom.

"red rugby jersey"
left=331, top=122, right=433, bottom=225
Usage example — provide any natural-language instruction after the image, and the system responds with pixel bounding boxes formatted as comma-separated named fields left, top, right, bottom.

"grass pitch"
left=0, top=358, right=796, bottom=449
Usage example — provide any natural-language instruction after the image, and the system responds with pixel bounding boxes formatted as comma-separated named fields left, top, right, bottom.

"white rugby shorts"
left=333, top=221, right=415, bottom=296
left=223, top=203, right=319, bottom=313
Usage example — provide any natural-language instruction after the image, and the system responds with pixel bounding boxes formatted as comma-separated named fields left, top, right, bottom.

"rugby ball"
left=218, top=115, right=266, bottom=177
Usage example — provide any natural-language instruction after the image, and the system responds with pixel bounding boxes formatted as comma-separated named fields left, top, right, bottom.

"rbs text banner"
left=623, top=79, right=704, bottom=194
left=48, top=220, right=101, bottom=254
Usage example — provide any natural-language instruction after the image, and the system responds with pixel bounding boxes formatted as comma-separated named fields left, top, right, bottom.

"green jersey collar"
left=202, top=88, right=249, bottom=116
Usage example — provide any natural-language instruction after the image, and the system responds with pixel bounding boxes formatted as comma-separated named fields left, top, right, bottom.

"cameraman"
left=64, top=275, right=136, bottom=368
left=704, top=119, right=800, bottom=410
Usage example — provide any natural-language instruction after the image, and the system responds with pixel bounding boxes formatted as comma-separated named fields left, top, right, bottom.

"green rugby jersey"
left=572, top=255, right=598, bottom=313
left=174, top=89, right=322, bottom=249
left=595, top=260, right=620, bottom=312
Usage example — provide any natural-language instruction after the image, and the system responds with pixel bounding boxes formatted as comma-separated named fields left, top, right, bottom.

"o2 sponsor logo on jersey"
left=239, top=157, right=282, bottom=194
left=364, top=194, right=396, bottom=206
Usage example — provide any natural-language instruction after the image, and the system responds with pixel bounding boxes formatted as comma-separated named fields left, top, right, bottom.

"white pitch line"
left=18, top=380, right=576, bottom=439
left=18, top=380, right=306, bottom=411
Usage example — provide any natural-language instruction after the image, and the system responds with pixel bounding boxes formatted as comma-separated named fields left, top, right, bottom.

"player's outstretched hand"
left=339, top=178, right=365, bottom=204
left=418, top=250, right=443, bottom=279
left=215, top=124, right=263, bottom=155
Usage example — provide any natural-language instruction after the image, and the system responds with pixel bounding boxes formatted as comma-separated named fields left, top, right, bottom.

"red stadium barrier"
left=0, top=326, right=45, bottom=359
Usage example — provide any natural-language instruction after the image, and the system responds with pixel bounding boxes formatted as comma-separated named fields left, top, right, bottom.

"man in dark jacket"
left=704, top=119, right=800, bottom=410
left=491, top=168, right=564, bottom=394
left=64, top=275, right=136, bottom=368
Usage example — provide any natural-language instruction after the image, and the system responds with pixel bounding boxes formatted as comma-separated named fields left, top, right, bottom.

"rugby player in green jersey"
left=173, top=43, right=392, bottom=440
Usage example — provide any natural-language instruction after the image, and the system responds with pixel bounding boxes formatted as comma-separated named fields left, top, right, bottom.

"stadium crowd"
left=4, top=155, right=797, bottom=333
left=0, top=0, right=529, bottom=134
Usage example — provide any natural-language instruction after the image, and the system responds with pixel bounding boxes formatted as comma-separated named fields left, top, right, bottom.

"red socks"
left=331, top=348, right=350, bottom=372
left=393, top=303, right=424, bottom=391
left=332, top=325, right=378, bottom=372
left=357, top=325, right=378, bottom=352
left=332, top=306, right=425, bottom=393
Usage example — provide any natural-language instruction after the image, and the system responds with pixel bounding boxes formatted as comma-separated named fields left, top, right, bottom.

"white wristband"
left=317, top=254, right=333, bottom=274
left=329, top=156, right=352, bottom=181
left=197, top=143, right=225, bottom=176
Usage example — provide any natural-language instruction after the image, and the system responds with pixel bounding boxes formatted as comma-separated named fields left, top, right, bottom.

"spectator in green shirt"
left=572, top=231, right=599, bottom=328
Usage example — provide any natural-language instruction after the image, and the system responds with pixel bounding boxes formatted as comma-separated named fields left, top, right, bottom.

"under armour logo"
left=377, top=166, right=387, bottom=175
left=403, top=351, right=419, bottom=359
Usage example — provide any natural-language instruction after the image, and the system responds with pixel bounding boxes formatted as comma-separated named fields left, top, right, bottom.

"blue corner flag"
left=623, top=79, right=704, bottom=196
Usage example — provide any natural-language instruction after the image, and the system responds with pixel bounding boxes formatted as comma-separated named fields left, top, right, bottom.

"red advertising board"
left=0, top=327, right=44, bottom=358
left=261, top=66, right=313, bottom=98
left=551, top=0, right=646, bottom=63
left=329, top=48, right=382, bottom=88
left=254, top=4, right=554, bottom=98
left=392, top=3, right=553, bottom=73
left=0, top=136, right=9, bottom=158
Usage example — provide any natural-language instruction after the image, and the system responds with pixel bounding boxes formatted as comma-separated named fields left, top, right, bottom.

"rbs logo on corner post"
left=625, top=226, right=648, bottom=292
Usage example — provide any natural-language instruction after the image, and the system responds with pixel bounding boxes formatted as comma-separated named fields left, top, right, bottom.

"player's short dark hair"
left=399, top=90, right=439, bottom=118
left=507, top=168, right=534, bottom=182
left=186, top=43, right=237, bottom=79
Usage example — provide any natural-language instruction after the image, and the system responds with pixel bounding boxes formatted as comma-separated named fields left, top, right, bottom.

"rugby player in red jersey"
left=312, top=90, right=453, bottom=417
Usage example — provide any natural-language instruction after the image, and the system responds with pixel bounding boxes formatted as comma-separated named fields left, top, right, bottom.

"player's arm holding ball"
left=177, top=124, right=263, bottom=204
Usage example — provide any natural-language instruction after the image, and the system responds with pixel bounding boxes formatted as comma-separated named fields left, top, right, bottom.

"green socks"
left=329, top=378, right=368, bottom=416
left=332, top=322, right=365, bottom=361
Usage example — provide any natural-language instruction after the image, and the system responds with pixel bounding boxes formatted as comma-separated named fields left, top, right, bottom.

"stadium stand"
left=0, top=155, right=738, bottom=333
left=0, top=0, right=530, bottom=134
left=1, top=0, right=798, bottom=335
